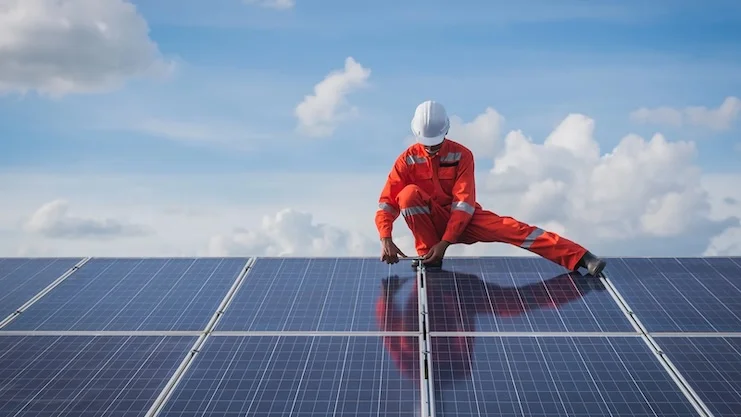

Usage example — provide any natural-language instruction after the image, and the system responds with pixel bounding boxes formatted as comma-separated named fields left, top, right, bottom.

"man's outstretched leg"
left=460, top=209, right=606, bottom=276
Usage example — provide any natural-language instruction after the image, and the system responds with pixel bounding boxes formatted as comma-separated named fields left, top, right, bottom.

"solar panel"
left=214, top=258, right=419, bottom=332
left=431, top=335, right=700, bottom=416
left=1, top=258, right=248, bottom=332
left=426, top=258, right=635, bottom=333
left=654, top=336, right=741, bottom=417
left=0, top=335, right=195, bottom=417
left=605, top=257, right=741, bottom=332
left=0, top=258, right=82, bottom=321
left=156, top=335, right=421, bottom=417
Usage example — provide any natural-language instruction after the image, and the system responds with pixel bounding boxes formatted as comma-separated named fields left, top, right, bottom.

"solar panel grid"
left=215, top=258, right=418, bottom=332
left=0, top=258, right=82, bottom=322
left=1, top=255, right=740, bottom=417
left=156, top=335, right=420, bottom=417
left=427, top=258, right=634, bottom=334
left=431, top=335, right=700, bottom=417
left=0, top=335, right=195, bottom=417
left=605, top=257, right=741, bottom=332
left=654, top=336, right=741, bottom=417
left=2, top=258, right=248, bottom=332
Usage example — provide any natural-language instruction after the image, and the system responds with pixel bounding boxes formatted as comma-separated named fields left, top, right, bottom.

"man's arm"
left=375, top=155, right=408, bottom=239
left=441, top=150, right=476, bottom=243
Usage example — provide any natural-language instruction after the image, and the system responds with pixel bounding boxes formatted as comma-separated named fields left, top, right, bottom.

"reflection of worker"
left=376, top=100, right=606, bottom=276
left=375, top=271, right=602, bottom=382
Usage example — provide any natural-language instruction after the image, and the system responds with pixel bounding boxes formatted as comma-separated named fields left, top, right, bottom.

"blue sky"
left=2, top=0, right=740, bottom=176
left=1, top=0, right=740, bottom=258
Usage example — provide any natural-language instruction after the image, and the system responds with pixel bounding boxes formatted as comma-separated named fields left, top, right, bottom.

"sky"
left=1, top=0, right=740, bottom=259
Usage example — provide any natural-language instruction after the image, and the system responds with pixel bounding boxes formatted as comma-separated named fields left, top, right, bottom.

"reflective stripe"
left=451, top=201, right=474, bottom=215
left=406, top=155, right=426, bottom=165
left=401, top=205, right=430, bottom=217
left=440, top=152, right=461, bottom=163
left=378, top=202, right=398, bottom=216
left=520, top=228, right=545, bottom=249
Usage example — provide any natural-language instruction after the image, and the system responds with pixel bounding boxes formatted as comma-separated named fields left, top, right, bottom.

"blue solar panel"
left=654, top=336, right=741, bottom=417
left=426, top=258, right=634, bottom=333
left=2, top=258, right=248, bottom=331
left=215, top=258, right=419, bottom=332
left=431, top=335, right=699, bottom=416
left=157, top=335, right=420, bottom=417
left=0, top=258, right=81, bottom=321
left=0, top=335, right=195, bottom=417
left=606, top=257, right=741, bottom=332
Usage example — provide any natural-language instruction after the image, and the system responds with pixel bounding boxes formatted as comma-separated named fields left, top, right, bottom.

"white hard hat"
left=411, top=100, right=449, bottom=146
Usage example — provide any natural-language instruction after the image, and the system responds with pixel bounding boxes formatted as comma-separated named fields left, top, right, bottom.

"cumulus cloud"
left=448, top=107, right=505, bottom=159
left=295, top=57, right=371, bottom=137
left=205, top=208, right=377, bottom=256
left=630, top=96, right=741, bottom=131
left=24, top=199, right=153, bottom=239
left=483, top=113, right=739, bottom=256
left=0, top=0, right=172, bottom=97
left=243, top=0, right=294, bottom=10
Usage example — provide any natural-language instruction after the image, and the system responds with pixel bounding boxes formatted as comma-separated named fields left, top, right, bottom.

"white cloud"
left=24, top=199, right=153, bottom=239
left=295, top=57, right=371, bottom=137
left=205, top=208, right=376, bottom=256
left=0, top=0, right=172, bottom=97
left=448, top=107, right=505, bottom=159
left=243, top=0, right=294, bottom=10
left=483, top=113, right=739, bottom=256
left=630, top=96, right=741, bottom=131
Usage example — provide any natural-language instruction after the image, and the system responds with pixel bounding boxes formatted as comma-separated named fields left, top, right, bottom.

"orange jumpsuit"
left=375, top=138, right=587, bottom=271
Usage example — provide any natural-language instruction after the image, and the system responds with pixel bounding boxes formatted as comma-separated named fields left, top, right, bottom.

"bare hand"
left=423, top=240, right=450, bottom=265
left=380, top=238, right=407, bottom=264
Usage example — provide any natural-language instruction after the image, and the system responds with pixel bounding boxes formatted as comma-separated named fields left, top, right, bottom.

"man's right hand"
left=380, top=238, right=407, bottom=264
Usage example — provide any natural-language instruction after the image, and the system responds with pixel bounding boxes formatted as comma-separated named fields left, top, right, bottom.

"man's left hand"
left=423, top=240, right=451, bottom=264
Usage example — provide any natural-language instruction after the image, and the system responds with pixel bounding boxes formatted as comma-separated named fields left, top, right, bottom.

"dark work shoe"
left=579, top=251, right=607, bottom=277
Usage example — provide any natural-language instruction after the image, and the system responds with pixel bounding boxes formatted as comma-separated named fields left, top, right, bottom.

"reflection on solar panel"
left=1, top=255, right=739, bottom=417
left=428, top=258, right=634, bottom=333
left=605, top=257, right=741, bottom=332
left=2, top=258, right=248, bottom=331
left=0, top=335, right=195, bottom=417
left=654, top=336, right=741, bottom=417
left=157, top=335, right=420, bottom=417
left=0, top=258, right=82, bottom=320
left=431, top=336, right=700, bottom=416
left=215, top=258, right=418, bottom=332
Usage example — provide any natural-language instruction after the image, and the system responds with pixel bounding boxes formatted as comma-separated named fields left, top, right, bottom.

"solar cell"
left=157, top=335, right=420, bottom=417
left=431, top=335, right=700, bottom=416
left=654, top=336, right=741, bottom=417
left=0, top=334, right=195, bottom=417
left=606, top=257, right=741, bottom=332
left=0, top=258, right=82, bottom=322
left=425, top=258, right=634, bottom=333
left=215, top=258, right=419, bottom=332
left=2, top=258, right=248, bottom=332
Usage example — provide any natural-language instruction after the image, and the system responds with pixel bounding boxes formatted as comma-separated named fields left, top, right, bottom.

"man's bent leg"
left=395, top=185, right=449, bottom=255
left=460, top=209, right=588, bottom=271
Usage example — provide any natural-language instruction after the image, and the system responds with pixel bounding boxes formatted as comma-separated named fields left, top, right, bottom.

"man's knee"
left=396, top=184, right=426, bottom=208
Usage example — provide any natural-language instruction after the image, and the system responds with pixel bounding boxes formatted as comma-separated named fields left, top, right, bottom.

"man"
left=375, top=100, right=606, bottom=276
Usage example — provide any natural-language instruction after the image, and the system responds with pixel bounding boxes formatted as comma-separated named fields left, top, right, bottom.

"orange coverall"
left=375, top=139, right=587, bottom=271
